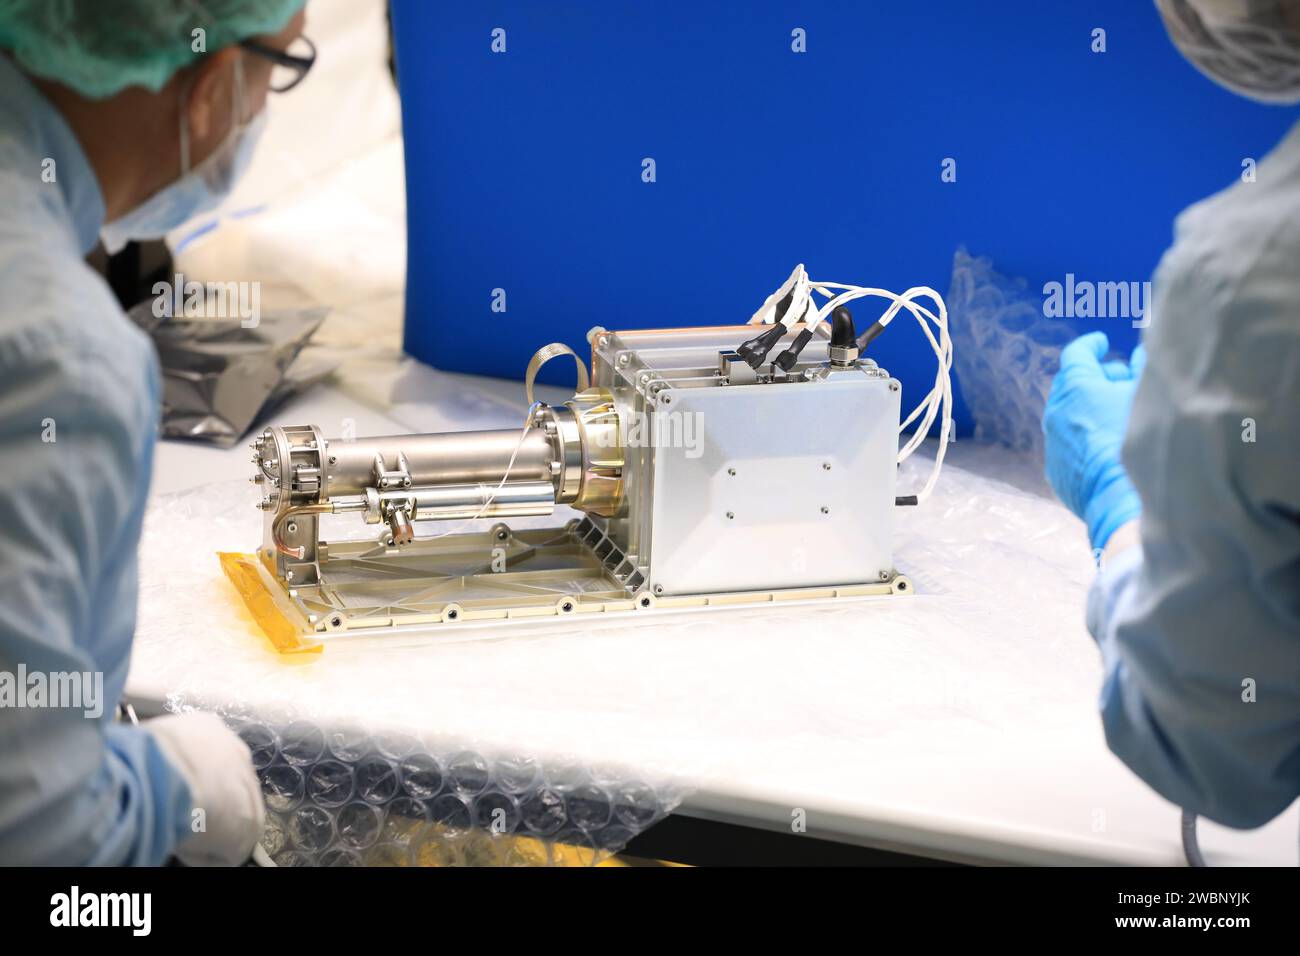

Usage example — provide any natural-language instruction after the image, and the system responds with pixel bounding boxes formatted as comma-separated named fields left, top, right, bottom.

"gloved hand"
left=1043, top=331, right=1145, bottom=551
left=147, top=712, right=265, bottom=866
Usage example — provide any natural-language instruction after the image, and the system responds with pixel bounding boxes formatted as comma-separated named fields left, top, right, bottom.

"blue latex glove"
left=1043, top=332, right=1145, bottom=550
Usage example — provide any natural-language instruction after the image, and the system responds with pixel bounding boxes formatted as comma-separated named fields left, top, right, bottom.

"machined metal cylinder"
left=365, top=481, right=556, bottom=522
left=411, top=481, right=556, bottom=520
left=323, top=428, right=557, bottom=497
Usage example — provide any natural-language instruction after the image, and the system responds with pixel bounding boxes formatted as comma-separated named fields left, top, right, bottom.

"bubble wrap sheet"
left=947, top=248, right=1076, bottom=458
left=131, top=444, right=1105, bottom=866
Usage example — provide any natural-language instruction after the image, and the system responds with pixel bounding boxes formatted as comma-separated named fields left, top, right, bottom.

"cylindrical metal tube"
left=400, top=480, right=556, bottom=521
left=324, top=428, right=556, bottom=497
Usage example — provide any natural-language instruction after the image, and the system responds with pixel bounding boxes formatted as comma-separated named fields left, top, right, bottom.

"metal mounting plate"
left=231, top=520, right=912, bottom=648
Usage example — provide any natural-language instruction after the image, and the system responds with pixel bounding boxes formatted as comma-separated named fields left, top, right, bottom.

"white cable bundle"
left=749, top=264, right=953, bottom=504
left=747, top=263, right=814, bottom=328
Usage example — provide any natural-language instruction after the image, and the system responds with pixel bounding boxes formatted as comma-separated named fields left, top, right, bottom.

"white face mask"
left=101, top=57, right=266, bottom=255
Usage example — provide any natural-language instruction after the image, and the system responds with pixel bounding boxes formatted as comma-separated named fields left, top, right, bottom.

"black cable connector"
left=857, top=320, right=886, bottom=351
left=831, top=306, right=857, bottom=347
left=738, top=288, right=797, bottom=369
left=771, top=327, right=814, bottom=373
left=737, top=323, right=789, bottom=369
left=895, top=495, right=919, bottom=506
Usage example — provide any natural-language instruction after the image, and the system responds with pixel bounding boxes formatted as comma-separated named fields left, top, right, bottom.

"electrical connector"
left=856, top=320, right=886, bottom=351
left=736, top=322, right=789, bottom=369
left=829, top=306, right=859, bottom=367
left=771, top=327, right=814, bottom=373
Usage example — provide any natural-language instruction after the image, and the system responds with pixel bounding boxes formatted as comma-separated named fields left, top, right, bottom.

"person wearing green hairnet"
left=0, top=0, right=309, bottom=865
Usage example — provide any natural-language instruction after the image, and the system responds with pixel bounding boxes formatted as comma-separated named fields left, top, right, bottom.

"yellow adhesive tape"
left=218, top=552, right=323, bottom=657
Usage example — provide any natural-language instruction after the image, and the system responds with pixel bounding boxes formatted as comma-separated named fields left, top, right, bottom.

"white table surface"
left=136, top=26, right=1295, bottom=863
left=110, top=0, right=1295, bottom=869
left=128, top=368, right=1298, bottom=868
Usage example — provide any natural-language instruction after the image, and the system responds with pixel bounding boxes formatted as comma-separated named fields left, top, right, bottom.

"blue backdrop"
left=390, top=1, right=1297, bottom=434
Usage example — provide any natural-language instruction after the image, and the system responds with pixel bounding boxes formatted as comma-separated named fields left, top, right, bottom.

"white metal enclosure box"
left=591, top=326, right=902, bottom=597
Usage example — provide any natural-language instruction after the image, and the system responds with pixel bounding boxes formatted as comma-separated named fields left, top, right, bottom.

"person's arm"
left=1086, top=320, right=1300, bottom=829
left=0, top=308, right=200, bottom=863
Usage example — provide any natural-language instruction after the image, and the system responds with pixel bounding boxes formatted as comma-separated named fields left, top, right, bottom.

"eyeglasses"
left=240, top=34, right=317, bottom=93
